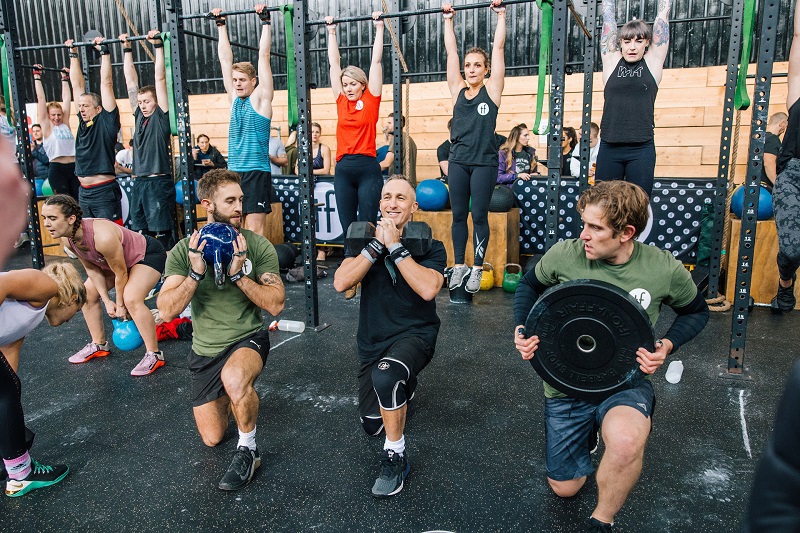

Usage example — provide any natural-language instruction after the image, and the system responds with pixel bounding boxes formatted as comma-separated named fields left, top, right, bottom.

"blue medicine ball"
left=730, top=185, right=774, bottom=220
left=175, top=180, right=200, bottom=205
left=416, top=179, right=449, bottom=211
left=34, top=178, right=45, bottom=197
left=199, top=222, right=239, bottom=288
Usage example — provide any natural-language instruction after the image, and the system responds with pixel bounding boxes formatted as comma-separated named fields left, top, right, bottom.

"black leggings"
left=775, top=159, right=800, bottom=280
left=595, top=140, right=656, bottom=198
left=47, top=161, right=80, bottom=201
left=0, top=351, right=30, bottom=461
left=334, top=154, right=383, bottom=237
left=449, top=162, right=495, bottom=266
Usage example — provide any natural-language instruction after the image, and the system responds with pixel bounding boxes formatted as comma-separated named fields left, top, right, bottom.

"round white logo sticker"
left=477, top=102, right=489, bottom=116
left=313, top=181, right=343, bottom=241
left=629, top=288, right=651, bottom=310
left=242, top=258, right=253, bottom=275
left=355, top=100, right=364, bottom=111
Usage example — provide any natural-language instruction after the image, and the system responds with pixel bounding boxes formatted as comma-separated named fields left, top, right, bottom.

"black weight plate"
left=525, top=279, right=655, bottom=402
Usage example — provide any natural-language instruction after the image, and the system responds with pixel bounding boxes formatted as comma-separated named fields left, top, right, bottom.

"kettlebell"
left=480, top=262, right=494, bottom=291
left=502, top=263, right=523, bottom=293
left=112, top=319, right=144, bottom=351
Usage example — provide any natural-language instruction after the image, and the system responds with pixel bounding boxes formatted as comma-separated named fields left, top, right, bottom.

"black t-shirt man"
left=353, top=240, right=447, bottom=363
left=75, top=107, right=121, bottom=177
left=132, top=106, right=172, bottom=177
left=763, top=131, right=782, bottom=188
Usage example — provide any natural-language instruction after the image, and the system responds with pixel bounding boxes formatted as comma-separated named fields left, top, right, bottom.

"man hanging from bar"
left=595, top=0, right=672, bottom=198
left=211, top=3, right=275, bottom=235
left=771, top=0, right=800, bottom=314
left=120, top=30, right=176, bottom=250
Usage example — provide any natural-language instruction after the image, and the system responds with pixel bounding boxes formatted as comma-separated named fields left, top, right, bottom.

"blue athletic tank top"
left=228, top=96, right=271, bottom=172
left=312, top=145, right=324, bottom=170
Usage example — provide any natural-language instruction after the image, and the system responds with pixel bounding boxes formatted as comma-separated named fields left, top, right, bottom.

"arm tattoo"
left=652, top=19, right=670, bottom=48
left=657, top=0, right=670, bottom=13
left=127, top=88, right=138, bottom=112
left=259, top=272, right=283, bottom=287
left=601, top=0, right=619, bottom=55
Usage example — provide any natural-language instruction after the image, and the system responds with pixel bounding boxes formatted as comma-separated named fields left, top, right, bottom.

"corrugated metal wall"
left=11, top=0, right=795, bottom=102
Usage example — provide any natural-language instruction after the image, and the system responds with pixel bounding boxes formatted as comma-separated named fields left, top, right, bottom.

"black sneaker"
left=771, top=275, right=796, bottom=314
left=371, top=449, right=410, bottom=498
left=218, top=446, right=261, bottom=491
left=585, top=517, right=614, bottom=532
left=5, top=461, right=69, bottom=498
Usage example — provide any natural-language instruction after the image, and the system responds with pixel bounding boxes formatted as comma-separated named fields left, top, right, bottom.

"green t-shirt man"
left=530, top=239, right=698, bottom=398
left=165, top=229, right=279, bottom=357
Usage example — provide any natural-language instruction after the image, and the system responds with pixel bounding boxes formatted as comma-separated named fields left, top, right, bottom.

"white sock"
left=384, top=435, right=405, bottom=455
left=472, top=266, right=482, bottom=276
left=237, top=426, right=257, bottom=451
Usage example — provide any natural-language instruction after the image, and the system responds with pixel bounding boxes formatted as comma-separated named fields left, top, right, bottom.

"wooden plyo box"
left=412, top=209, right=520, bottom=287
left=196, top=203, right=284, bottom=245
left=727, top=219, right=800, bottom=308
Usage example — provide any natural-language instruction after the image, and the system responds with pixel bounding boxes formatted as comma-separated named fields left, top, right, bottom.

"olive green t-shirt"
left=165, top=229, right=279, bottom=357
left=534, top=239, right=698, bottom=398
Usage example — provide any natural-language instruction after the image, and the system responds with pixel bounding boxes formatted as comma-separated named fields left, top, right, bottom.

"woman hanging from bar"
left=443, top=0, right=507, bottom=294
left=325, top=11, right=385, bottom=298
left=595, top=0, right=672, bottom=198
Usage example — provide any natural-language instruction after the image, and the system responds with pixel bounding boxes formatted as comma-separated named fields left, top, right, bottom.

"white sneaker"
left=465, top=267, right=483, bottom=293
left=448, top=265, right=470, bottom=290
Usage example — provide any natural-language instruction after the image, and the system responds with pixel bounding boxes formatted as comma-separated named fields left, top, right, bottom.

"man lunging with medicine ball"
left=212, top=4, right=275, bottom=234
left=157, top=169, right=284, bottom=491
left=334, top=176, right=446, bottom=498
left=513, top=181, right=708, bottom=531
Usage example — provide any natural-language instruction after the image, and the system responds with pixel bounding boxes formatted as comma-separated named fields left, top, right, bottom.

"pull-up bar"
left=21, top=64, right=67, bottom=73
left=180, top=6, right=283, bottom=20
left=181, top=29, right=287, bottom=58
left=17, top=34, right=152, bottom=52
left=307, top=0, right=538, bottom=26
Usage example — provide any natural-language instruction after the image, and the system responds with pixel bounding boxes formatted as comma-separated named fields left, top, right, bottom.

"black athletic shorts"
left=130, top=174, right=176, bottom=233
left=78, top=179, right=122, bottom=223
left=136, top=235, right=167, bottom=274
left=357, top=336, right=433, bottom=420
left=237, top=169, right=275, bottom=215
left=187, top=329, right=270, bottom=407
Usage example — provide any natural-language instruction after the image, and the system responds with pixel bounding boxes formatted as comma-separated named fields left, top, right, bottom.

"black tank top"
left=778, top=98, right=800, bottom=175
left=450, top=86, right=499, bottom=166
left=601, top=58, right=658, bottom=143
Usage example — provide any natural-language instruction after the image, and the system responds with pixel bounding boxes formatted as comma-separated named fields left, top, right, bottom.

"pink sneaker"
left=130, top=351, right=165, bottom=377
left=69, top=342, right=111, bottom=364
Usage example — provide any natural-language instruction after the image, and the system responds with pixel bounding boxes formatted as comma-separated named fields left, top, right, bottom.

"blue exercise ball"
left=199, top=222, right=239, bottom=288
left=175, top=180, right=200, bottom=206
left=416, top=179, right=449, bottom=211
left=730, top=185, right=774, bottom=220
left=34, top=178, right=45, bottom=197
left=112, top=319, right=144, bottom=351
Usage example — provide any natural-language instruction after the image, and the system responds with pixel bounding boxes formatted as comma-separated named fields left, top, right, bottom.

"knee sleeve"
left=371, top=358, right=412, bottom=411
left=360, top=414, right=385, bottom=436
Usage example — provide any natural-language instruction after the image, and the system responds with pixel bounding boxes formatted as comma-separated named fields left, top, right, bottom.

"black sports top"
left=449, top=86, right=499, bottom=166
left=601, top=58, right=658, bottom=144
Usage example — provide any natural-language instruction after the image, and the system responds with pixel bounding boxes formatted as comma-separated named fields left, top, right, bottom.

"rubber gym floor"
left=1, top=248, right=797, bottom=532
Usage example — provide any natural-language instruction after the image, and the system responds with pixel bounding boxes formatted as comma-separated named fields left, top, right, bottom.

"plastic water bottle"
left=665, top=360, right=684, bottom=384
left=277, top=320, right=305, bottom=333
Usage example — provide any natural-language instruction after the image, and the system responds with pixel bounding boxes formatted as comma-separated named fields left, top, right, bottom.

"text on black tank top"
left=601, top=58, right=658, bottom=144
left=449, top=86, right=499, bottom=166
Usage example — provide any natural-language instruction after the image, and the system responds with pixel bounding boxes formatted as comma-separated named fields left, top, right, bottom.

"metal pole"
left=577, top=0, right=597, bottom=194
left=307, top=0, right=536, bottom=26
left=726, top=0, right=780, bottom=376
left=165, top=0, right=197, bottom=233
left=708, top=0, right=744, bottom=299
left=544, top=0, right=568, bottom=251
left=391, top=1, right=402, bottom=177
left=0, top=0, right=45, bottom=268
left=293, top=0, right=321, bottom=329
left=181, top=6, right=282, bottom=20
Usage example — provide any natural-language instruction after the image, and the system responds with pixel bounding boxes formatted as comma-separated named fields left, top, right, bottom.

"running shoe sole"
left=5, top=466, right=69, bottom=498
left=68, top=350, right=111, bottom=364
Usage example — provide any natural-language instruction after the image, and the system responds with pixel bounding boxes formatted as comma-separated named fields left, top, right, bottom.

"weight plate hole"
left=577, top=335, right=596, bottom=353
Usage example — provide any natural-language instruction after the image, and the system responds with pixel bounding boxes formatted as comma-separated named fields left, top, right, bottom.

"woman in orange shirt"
left=325, top=12, right=385, bottom=238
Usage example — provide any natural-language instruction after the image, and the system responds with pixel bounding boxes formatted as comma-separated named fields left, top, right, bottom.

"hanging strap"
left=160, top=32, right=178, bottom=136
left=533, top=1, right=553, bottom=135
left=734, top=0, right=757, bottom=110
left=279, top=5, right=298, bottom=128
left=0, top=39, right=13, bottom=122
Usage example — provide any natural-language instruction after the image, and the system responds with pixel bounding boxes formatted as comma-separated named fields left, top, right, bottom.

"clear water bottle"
left=277, top=320, right=305, bottom=333
left=665, top=360, right=684, bottom=384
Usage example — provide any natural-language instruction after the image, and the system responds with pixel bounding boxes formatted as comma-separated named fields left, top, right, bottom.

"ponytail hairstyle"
left=42, top=262, right=87, bottom=308
left=44, top=194, right=83, bottom=239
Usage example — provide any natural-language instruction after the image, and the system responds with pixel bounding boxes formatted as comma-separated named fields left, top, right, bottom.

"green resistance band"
left=160, top=32, right=179, bottom=136
left=734, top=0, right=756, bottom=110
left=533, top=1, right=553, bottom=135
left=0, top=40, right=13, bottom=122
left=279, top=5, right=298, bottom=128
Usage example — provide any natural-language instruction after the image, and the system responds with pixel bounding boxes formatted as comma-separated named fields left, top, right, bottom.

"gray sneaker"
left=371, top=449, right=410, bottom=498
left=448, top=265, right=470, bottom=290
left=465, top=267, right=482, bottom=293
